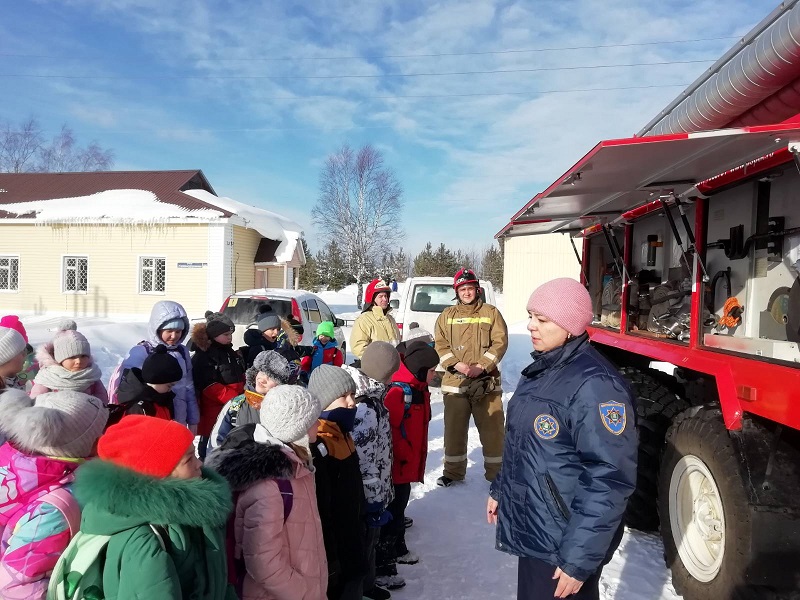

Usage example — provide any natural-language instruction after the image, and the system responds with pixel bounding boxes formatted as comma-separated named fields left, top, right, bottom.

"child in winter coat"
left=242, top=306, right=283, bottom=368
left=308, top=365, right=366, bottom=600
left=380, top=340, right=441, bottom=568
left=0, top=316, right=38, bottom=390
left=48, top=415, right=236, bottom=600
left=341, top=340, right=402, bottom=597
left=301, top=321, right=344, bottom=377
left=191, top=311, right=246, bottom=460
left=207, top=385, right=328, bottom=600
left=0, top=389, right=108, bottom=600
left=30, top=325, right=108, bottom=402
left=0, top=326, right=27, bottom=393
left=113, top=344, right=184, bottom=422
left=108, top=300, right=198, bottom=432
left=207, top=350, right=292, bottom=455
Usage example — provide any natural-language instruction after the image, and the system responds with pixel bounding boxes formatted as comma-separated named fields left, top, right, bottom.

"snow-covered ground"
left=19, top=283, right=680, bottom=600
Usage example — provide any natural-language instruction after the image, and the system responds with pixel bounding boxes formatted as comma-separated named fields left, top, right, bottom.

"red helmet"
left=364, top=278, right=392, bottom=305
left=453, top=268, right=479, bottom=290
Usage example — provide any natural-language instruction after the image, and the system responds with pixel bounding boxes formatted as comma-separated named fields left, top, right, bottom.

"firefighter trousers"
left=442, top=391, right=505, bottom=482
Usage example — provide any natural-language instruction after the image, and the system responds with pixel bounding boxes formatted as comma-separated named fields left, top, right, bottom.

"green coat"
left=72, top=459, right=236, bottom=600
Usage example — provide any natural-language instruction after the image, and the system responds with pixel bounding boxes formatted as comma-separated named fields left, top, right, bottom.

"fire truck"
left=496, top=4, right=800, bottom=598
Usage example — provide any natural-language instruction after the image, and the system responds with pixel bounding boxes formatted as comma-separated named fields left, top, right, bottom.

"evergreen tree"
left=317, top=240, right=353, bottom=291
left=482, top=241, right=505, bottom=292
left=298, top=238, right=321, bottom=292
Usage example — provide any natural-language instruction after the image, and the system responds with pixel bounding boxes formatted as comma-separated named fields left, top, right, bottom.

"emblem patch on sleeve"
left=599, top=401, right=627, bottom=435
left=533, top=414, right=559, bottom=440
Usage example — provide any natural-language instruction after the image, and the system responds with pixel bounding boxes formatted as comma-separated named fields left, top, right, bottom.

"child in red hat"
left=49, top=416, right=236, bottom=600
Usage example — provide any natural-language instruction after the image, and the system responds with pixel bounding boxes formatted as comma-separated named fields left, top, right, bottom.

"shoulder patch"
left=533, top=414, right=559, bottom=440
left=599, top=401, right=627, bottom=435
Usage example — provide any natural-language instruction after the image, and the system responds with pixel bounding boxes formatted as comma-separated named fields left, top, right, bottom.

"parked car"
left=220, top=288, right=347, bottom=352
left=391, top=277, right=497, bottom=341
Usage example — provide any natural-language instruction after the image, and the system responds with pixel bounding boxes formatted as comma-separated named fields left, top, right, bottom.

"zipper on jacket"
left=544, top=473, right=570, bottom=521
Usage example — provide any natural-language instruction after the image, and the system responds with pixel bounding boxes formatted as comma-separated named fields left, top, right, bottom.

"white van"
left=391, top=277, right=497, bottom=341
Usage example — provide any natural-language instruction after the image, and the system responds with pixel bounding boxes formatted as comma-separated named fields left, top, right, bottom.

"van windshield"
left=410, top=285, right=456, bottom=313
left=223, top=298, right=292, bottom=325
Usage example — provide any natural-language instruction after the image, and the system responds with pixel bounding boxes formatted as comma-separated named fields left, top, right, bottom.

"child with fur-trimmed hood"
left=206, top=385, right=327, bottom=600
left=30, top=323, right=107, bottom=402
left=191, top=311, right=246, bottom=461
left=48, top=415, right=236, bottom=600
left=0, top=389, right=108, bottom=600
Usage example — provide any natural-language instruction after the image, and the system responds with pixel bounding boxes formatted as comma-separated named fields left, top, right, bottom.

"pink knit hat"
left=0, top=315, right=28, bottom=343
left=526, top=278, right=593, bottom=337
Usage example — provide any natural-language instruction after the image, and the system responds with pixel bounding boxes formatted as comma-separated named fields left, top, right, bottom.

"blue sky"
left=2, top=0, right=780, bottom=256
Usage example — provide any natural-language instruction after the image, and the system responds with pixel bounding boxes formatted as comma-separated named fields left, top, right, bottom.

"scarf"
left=320, top=407, right=358, bottom=432
left=33, top=363, right=102, bottom=392
left=310, top=338, right=338, bottom=372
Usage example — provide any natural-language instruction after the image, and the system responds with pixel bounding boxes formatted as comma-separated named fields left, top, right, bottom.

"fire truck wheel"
left=619, top=367, right=689, bottom=531
left=659, top=407, right=756, bottom=600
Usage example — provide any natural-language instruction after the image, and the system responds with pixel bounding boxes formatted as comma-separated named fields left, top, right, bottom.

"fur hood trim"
left=74, top=460, right=232, bottom=529
left=190, top=322, right=212, bottom=352
left=206, top=440, right=296, bottom=491
left=280, top=318, right=300, bottom=346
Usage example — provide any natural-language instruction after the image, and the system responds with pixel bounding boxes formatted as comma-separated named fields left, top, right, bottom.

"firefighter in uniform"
left=434, top=268, right=508, bottom=486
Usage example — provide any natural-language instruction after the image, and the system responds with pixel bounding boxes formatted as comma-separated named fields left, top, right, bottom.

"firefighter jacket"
left=350, top=305, right=400, bottom=359
left=490, top=334, right=637, bottom=582
left=434, top=299, right=508, bottom=395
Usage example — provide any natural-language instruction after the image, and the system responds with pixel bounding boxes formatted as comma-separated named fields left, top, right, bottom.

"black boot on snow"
left=437, top=475, right=455, bottom=487
left=364, top=585, right=391, bottom=600
left=404, top=516, right=413, bottom=528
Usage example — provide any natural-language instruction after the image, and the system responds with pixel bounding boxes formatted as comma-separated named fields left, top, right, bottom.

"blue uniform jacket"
left=490, top=334, right=637, bottom=581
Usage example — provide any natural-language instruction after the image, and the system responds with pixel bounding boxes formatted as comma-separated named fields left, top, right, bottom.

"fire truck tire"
left=659, top=407, right=757, bottom=600
left=619, top=367, right=689, bottom=531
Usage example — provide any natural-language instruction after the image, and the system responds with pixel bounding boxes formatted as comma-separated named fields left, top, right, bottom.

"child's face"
left=213, top=331, right=233, bottom=346
left=326, top=393, right=355, bottom=411
left=0, top=349, right=26, bottom=377
left=160, top=329, right=183, bottom=346
left=170, top=445, right=202, bottom=480
left=254, top=372, right=279, bottom=394
left=61, top=355, right=90, bottom=372
left=148, top=381, right=177, bottom=394
left=262, top=328, right=280, bottom=342
left=317, top=335, right=331, bottom=345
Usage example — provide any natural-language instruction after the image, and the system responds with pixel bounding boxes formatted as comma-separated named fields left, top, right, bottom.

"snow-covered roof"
left=184, top=189, right=303, bottom=264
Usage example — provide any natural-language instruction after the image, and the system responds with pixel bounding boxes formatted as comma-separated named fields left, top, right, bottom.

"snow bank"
left=184, top=189, right=303, bottom=263
left=0, top=189, right=223, bottom=223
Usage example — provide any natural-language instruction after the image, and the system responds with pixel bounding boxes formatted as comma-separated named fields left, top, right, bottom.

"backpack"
left=47, top=524, right=169, bottom=600
left=387, top=382, right=424, bottom=440
left=227, top=479, right=293, bottom=596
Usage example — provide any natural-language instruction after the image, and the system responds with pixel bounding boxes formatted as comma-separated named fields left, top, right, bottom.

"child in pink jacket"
left=207, top=385, right=327, bottom=600
left=0, top=389, right=108, bottom=600
left=30, top=323, right=108, bottom=402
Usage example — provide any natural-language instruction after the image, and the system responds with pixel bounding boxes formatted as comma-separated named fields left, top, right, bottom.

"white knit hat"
left=0, top=326, right=26, bottom=365
left=259, top=385, right=321, bottom=444
left=0, top=389, right=108, bottom=458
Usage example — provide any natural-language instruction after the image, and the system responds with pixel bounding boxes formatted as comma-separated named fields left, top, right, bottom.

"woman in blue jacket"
left=488, top=278, right=637, bottom=600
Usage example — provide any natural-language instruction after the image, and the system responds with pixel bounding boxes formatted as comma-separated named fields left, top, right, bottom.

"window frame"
left=0, top=255, right=20, bottom=293
left=138, top=255, right=167, bottom=295
left=61, top=255, right=89, bottom=295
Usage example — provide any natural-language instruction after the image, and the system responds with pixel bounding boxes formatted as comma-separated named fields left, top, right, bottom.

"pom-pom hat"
left=259, top=385, right=321, bottom=444
left=0, top=315, right=28, bottom=343
left=141, top=344, right=183, bottom=384
left=52, top=326, right=91, bottom=363
left=204, top=310, right=235, bottom=339
left=526, top=277, right=593, bottom=337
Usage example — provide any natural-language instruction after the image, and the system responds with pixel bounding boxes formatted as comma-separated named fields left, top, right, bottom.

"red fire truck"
left=496, top=4, right=800, bottom=598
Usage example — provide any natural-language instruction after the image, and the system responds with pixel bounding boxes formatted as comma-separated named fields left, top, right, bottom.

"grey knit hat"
left=0, top=326, right=26, bottom=365
left=0, top=389, right=108, bottom=458
left=247, top=350, right=291, bottom=390
left=53, top=328, right=91, bottom=363
left=308, top=365, right=356, bottom=410
left=361, top=341, right=401, bottom=383
left=257, top=312, right=282, bottom=332
left=205, top=310, right=235, bottom=339
left=259, top=385, right=321, bottom=444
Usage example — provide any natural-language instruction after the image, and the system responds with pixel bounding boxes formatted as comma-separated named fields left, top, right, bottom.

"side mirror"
left=390, top=299, right=400, bottom=309
left=335, top=317, right=345, bottom=327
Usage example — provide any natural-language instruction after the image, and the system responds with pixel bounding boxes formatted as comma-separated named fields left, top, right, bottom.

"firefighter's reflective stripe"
left=484, top=456, right=503, bottom=463
left=444, top=453, right=468, bottom=462
left=483, top=351, right=497, bottom=362
left=439, top=352, right=455, bottom=362
left=446, top=317, right=493, bottom=325
left=441, top=385, right=465, bottom=394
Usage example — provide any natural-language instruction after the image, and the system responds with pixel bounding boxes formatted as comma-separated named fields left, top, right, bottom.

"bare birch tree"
left=312, top=144, right=404, bottom=307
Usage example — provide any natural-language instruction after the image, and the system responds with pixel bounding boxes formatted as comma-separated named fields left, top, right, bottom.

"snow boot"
left=374, top=575, right=405, bottom=590
left=396, top=550, right=420, bottom=565
left=437, top=475, right=455, bottom=487
left=363, top=585, right=391, bottom=600
left=404, top=516, right=413, bottom=529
